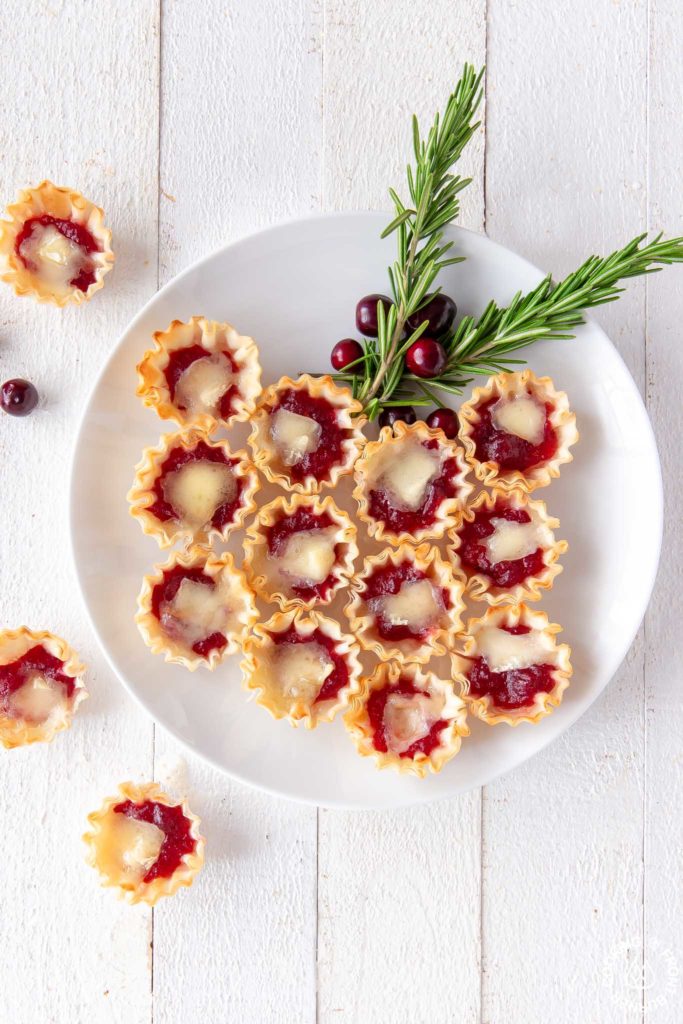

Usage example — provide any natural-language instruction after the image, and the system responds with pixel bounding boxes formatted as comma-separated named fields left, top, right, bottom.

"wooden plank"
left=317, top=4, right=486, bottom=1022
left=483, top=2, right=648, bottom=1021
left=152, top=2, right=321, bottom=1021
left=644, top=1, right=683, bottom=1020
left=0, top=2, right=160, bottom=1023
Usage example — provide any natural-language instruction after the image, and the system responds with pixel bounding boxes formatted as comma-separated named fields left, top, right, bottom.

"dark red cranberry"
left=356, top=293, right=394, bottom=337
left=405, top=338, right=447, bottom=378
left=330, top=338, right=364, bottom=371
left=1, top=378, right=39, bottom=417
left=407, top=293, right=457, bottom=338
left=426, top=407, right=459, bottom=439
left=379, top=406, right=416, bottom=429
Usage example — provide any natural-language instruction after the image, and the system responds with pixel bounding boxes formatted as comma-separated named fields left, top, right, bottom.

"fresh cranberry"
left=1, top=378, right=39, bottom=417
left=356, top=294, right=394, bottom=337
left=379, top=406, right=416, bottom=429
left=405, top=338, right=447, bottom=378
left=407, top=293, right=457, bottom=338
left=330, top=338, right=364, bottom=371
left=426, top=407, right=459, bottom=438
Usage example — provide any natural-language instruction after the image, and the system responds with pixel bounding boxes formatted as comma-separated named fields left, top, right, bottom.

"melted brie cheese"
left=477, top=625, right=553, bottom=673
left=383, top=691, right=444, bottom=755
left=270, top=408, right=322, bottom=466
left=483, top=516, right=552, bottom=564
left=174, top=354, right=234, bottom=415
left=374, top=578, right=443, bottom=631
left=159, top=576, right=231, bottom=649
left=162, top=460, right=236, bottom=529
left=491, top=395, right=545, bottom=445
left=274, top=642, right=334, bottom=703
left=276, top=528, right=337, bottom=586
left=19, top=224, right=85, bottom=289
left=94, top=813, right=166, bottom=886
left=379, top=443, right=440, bottom=511
left=10, top=674, right=67, bottom=724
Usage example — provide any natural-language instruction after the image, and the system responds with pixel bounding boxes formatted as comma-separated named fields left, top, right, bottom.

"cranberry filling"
left=367, top=679, right=448, bottom=758
left=369, top=439, right=462, bottom=534
left=147, top=440, right=243, bottom=531
left=471, top=395, right=558, bottom=471
left=151, top=564, right=227, bottom=659
left=363, top=563, right=449, bottom=643
left=272, top=388, right=346, bottom=482
left=0, top=646, right=74, bottom=713
left=267, top=508, right=339, bottom=601
left=467, top=626, right=555, bottom=710
left=456, top=503, right=545, bottom=588
left=15, top=215, right=100, bottom=291
left=164, top=344, right=239, bottom=419
left=269, top=625, right=349, bottom=704
left=113, top=800, right=196, bottom=883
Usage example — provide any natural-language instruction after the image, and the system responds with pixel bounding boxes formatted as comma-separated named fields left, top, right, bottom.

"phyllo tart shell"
left=248, top=374, right=366, bottom=494
left=83, top=781, right=205, bottom=906
left=0, top=180, right=114, bottom=306
left=352, top=420, right=473, bottom=545
left=344, top=542, right=466, bottom=665
left=458, top=370, right=578, bottom=493
left=136, top=316, right=262, bottom=432
left=241, top=609, right=362, bottom=728
left=344, top=662, right=469, bottom=778
left=451, top=604, right=572, bottom=725
left=0, top=627, right=87, bottom=749
left=128, top=428, right=259, bottom=548
left=448, top=488, right=567, bottom=605
left=136, top=545, right=257, bottom=671
left=243, top=493, right=358, bottom=611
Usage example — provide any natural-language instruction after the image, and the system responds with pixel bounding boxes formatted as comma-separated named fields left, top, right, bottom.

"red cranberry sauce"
left=467, top=625, right=555, bottom=710
left=272, top=388, right=345, bottom=482
left=15, top=215, right=100, bottom=291
left=0, top=646, right=74, bottom=713
left=364, top=562, right=448, bottom=643
left=456, top=503, right=545, bottom=588
left=148, top=440, right=242, bottom=530
left=151, top=564, right=227, bottom=658
left=164, top=345, right=239, bottom=419
left=369, top=439, right=462, bottom=534
left=367, top=679, right=447, bottom=758
left=471, top=395, right=558, bottom=471
left=113, top=799, right=196, bottom=883
left=269, top=625, right=349, bottom=705
left=267, top=508, right=339, bottom=601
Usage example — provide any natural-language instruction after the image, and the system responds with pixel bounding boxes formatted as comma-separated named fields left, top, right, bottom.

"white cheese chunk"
left=276, top=528, right=337, bottom=586
left=274, top=642, right=334, bottom=703
left=374, top=578, right=443, bottom=632
left=162, top=460, right=236, bottom=529
left=477, top=625, right=553, bottom=673
left=10, top=674, right=67, bottom=724
left=379, top=443, right=440, bottom=511
left=160, top=577, right=230, bottom=649
left=491, top=395, right=545, bottom=445
left=95, top=814, right=166, bottom=886
left=174, top=354, right=235, bottom=415
left=483, top=516, right=552, bottom=564
left=19, top=223, right=86, bottom=289
left=270, top=408, right=322, bottom=466
left=383, top=691, right=444, bottom=755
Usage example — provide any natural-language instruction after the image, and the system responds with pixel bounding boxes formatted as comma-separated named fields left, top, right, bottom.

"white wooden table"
left=1, top=2, right=681, bottom=1022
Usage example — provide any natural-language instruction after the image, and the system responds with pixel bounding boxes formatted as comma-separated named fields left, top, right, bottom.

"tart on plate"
left=241, top=609, right=362, bottom=727
left=352, top=420, right=472, bottom=545
left=344, top=662, right=469, bottom=777
left=458, top=370, right=578, bottom=492
left=345, top=543, right=465, bottom=664
left=452, top=604, right=572, bottom=725
left=0, top=180, right=114, bottom=305
left=248, top=374, right=366, bottom=493
left=128, top=429, right=259, bottom=548
left=449, top=488, right=566, bottom=604
left=0, top=627, right=87, bottom=748
left=84, top=781, right=205, bottom=905
left=136, top=316, right=262, bottom=431
left=136, top=546, right=257, bottom=670
left=243, top=494, right=358, bottom=610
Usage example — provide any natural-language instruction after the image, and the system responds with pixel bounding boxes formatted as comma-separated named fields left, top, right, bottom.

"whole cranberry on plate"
left=378, top=406, right=416, bottom=429
left=406, top=293, right=457, bottom=338
left=331, top=338, right=364, bottom=371
left=356, top=294, right=394, bottom=337
left=426, top=407, right=459, bottom=439
left=405, top=338, right=447, bottom=378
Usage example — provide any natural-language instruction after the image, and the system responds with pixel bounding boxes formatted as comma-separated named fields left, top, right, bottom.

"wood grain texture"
left=0, top=2, right=160, bottom=1023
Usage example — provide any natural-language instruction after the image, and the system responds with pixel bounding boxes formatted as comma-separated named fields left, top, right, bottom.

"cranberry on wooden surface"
left=407, top=293, right=457, bottom=337
left=1, top=378, right=39, bottom=417
left=355, top=293, right=393, bottom=337
left=426, top=407, right=459, bottom=439
left=330, top=338, right=364, bottom=371
left=378, top=405, right=416, bottom=429
left=405, top=338, right=447, bottom=378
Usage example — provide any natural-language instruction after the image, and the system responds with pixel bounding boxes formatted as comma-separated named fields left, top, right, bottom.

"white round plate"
left=70, top=212, right=662, bottom=809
